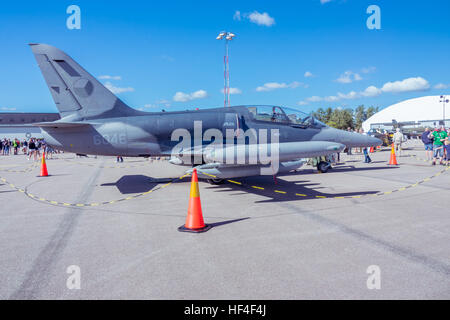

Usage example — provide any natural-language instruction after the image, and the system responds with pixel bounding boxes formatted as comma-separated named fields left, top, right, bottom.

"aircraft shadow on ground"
left=205, top=165, right=399, bottom=203
left=209, top=217, right=250, bottom=228
left=101, top=175, right=175, bottom=194
left=324, top=165, right=399, bottom=173
left=100, top=164, right=399, bottom=199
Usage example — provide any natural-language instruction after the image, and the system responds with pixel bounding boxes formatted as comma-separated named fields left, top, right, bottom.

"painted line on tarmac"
left=197, top=154, right=449, bottom=200
left=62, top=158, right=160, bottom=169
left=0, top=161, right=40, bottom=173
left=0, top=171, right=190, bottom=208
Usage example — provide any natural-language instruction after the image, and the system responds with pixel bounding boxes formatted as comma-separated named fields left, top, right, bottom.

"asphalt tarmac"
left=0, top=140, right=449, bottom=299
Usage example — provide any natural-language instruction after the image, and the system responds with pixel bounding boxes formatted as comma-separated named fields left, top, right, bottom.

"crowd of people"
left=0, top=138, right=57, bottom=160
left=421, top=126, right=450, bottom=165
left=331, top=126, right=450, bottom=166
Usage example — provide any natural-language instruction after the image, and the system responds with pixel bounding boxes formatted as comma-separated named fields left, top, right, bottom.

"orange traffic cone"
left=178, top=168, right=211, bottom=233
left=388, top=143, right=398, bottom=165
left=39, top=152, right=49, bottom=177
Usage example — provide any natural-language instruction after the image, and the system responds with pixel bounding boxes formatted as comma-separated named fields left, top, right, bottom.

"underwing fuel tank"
left=203, top=141, right=345, bottom=165
left=191, top=159, right=307, bottom=179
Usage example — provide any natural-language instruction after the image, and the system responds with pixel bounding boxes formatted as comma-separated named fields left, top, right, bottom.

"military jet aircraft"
left=29, top=44, right=381, bottom=182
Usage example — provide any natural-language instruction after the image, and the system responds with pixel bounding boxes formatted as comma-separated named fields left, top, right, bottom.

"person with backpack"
left=421, top=127, right=434, bottom=161
left=28, top=138, right=37, bottom=161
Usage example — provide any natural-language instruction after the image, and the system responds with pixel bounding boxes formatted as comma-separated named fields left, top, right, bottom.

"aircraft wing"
left=170, top=141, right=345, bottom=179
left=32, top=122, right=97, bottom=128
left=199, top=140, right=345, bottom=179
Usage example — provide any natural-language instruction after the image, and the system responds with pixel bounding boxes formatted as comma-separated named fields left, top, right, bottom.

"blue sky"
left=0, top=0, right=449, bottom=114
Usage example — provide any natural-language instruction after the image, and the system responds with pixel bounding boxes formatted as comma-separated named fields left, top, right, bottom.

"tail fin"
left=29, top=43, right=139, bottom=120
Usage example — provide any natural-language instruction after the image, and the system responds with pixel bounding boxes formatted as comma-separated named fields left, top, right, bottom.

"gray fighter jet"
left=29, top=44, right=381, bottom=181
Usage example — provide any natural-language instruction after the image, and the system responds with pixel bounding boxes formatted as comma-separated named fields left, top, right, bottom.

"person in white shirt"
left=393, top=128, right=405, bottom=156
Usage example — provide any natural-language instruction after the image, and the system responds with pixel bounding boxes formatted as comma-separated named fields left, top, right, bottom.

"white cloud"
left=324, top=95, right=340, bottom=102
left=221, top=87, right=242, bottom=94
left=381, top=77, right=430, bottom=93
left=361, top=66, right=376, bottom=74
left=336, top=71, right=363, bottom=84
left=434, top=83, right=449, bottom=90
left=320, top=0, right=333, bottom=4
left=298, top=101, right=308, bottom=106
left=191, top=90, right=208, bottom=99
left=173, top=92, right=190, bottom=102
left=173, top=90, right=208, bottom=102
left=104, top=82, right=135, bottom=94
left=301, top=76, right=430, bottom=104
left=337, top=91, right=359, bottom=100
left=0, top=107, right=17, bottom=111
left=256, top=81, right=304, bottom=92
left=247, top=11, right=275, bottom=27
left=304, top=71, right=314, bottom=78
left=306, top=96, right=323, bottom=102
left=233, top=11, right=241, bottom=21
left=99, top=75, right=122, bottom=80
left=361, top=85, right=382, bottom=97
left=142, top=99, right=171, bottom=110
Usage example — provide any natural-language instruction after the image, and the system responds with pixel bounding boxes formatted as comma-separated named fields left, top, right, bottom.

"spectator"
left=444, top=137, right=450, bottom=166
left=361, top=129, right=372, bottom=163
left=22, top=139, right=28, bottom=155
left=432, top=126, right=448, bottom=165
left=393, top=128, right=405, bottom=156
left=28, top=138, right=37, bottom=161
left=421, top=127, right=434, bottom=161
left=3, top=139, right=10, bottom=155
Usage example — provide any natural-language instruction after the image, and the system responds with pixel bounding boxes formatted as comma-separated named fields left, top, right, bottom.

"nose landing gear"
left=207, top=178, right=225, bottom=185
left=317, top=161, right=332, bottom=173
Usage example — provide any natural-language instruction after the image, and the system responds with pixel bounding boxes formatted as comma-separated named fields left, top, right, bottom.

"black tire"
left=207, top=178, right=224, bottom=185
left=317, top=161, right=331, bottom=173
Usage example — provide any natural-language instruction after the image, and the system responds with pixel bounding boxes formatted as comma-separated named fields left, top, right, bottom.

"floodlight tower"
left=216, top=31, right=236, bottom=107
left=440, top=95, right=449, bottom=127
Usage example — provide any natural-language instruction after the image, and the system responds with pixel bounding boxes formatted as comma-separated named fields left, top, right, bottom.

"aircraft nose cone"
left=341, top=130, right=382, bottom=147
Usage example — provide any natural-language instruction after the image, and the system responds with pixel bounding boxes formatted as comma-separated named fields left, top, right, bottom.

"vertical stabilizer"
left=29, top=43, right=138, bottom=120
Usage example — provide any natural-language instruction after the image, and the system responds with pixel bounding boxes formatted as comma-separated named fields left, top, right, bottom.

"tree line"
left=311, top=105, right=380, bottom=131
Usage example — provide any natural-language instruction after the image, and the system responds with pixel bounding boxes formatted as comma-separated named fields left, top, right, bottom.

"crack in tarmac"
left=9, top=161, right=104, bottom=299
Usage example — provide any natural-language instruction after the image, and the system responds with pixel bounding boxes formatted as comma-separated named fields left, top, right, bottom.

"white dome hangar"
left=362, top=95, right=450, bottom=132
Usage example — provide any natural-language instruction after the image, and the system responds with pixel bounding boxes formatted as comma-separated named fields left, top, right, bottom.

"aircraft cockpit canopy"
left=245, top=105, right=327, bottom=128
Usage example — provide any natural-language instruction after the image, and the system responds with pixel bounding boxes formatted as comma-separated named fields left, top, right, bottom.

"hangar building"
left=0, top=113, right=60, bottom=140
left=362, top=95, right=450, bottom=133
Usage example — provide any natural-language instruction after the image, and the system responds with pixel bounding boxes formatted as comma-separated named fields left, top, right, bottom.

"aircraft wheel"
left=207, top=178, right=224, bottom=185
left=317, top=161, right=331, bottom=173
